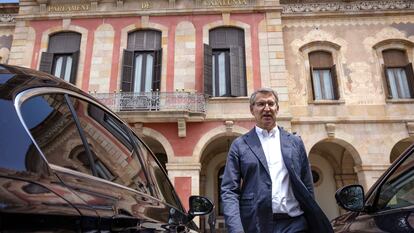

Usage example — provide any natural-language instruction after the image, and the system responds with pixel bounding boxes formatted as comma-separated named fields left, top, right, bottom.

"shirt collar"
left=255, top=125, right=278, bottom=138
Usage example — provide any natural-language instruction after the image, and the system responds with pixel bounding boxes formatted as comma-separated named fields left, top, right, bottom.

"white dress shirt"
left=255, top=126, right=303, bottom=217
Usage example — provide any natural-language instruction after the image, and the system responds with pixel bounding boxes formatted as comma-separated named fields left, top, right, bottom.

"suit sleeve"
left=220, top=140, right=245, bottom=233
left=298, top=137, right=315, bottom=199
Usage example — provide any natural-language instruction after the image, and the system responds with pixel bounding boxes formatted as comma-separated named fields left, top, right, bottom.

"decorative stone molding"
left=116, top=0, right=123, bottom=9
left=132, top=122, right=144, bottom=136
left=325, top=123, right=336, bottom=138
left=0, top=15, right=15, bottom=23
left=283, top=0, right=413, bottom=14
left=178, top=118, right=186, bottom=138
left=225, top=120, right=234, bottom=134
left=407, top=122, right=414, bottom=137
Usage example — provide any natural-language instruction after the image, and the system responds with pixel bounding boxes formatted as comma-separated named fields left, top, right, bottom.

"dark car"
left=332, top=143, right=414, bottom=233
left=0, top=64, right=214, bottom=232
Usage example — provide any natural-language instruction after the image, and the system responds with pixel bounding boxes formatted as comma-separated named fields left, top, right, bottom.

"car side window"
left=20, top=94, right=86, bottom=173
left=133, top=136, right=184, bottom=211
left=376, top=149, right=414, bottom=211
left=1, top=98, right=46, bottom=173
left=66, top=96, right=151, bottom=195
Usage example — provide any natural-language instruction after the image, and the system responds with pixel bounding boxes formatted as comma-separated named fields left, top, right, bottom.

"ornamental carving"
left=283, top=0, right=413, bottom=14
left=0, top=15, right=15, bottom=23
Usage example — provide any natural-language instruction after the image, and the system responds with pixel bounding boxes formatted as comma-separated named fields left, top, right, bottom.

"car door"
left=18, top=88, right=190, bottom=232
left=347, top=145, right=414, bottom=233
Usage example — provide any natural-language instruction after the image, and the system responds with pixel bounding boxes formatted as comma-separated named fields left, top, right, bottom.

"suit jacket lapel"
left=244, top=128, right=271, bottom=177
left=279, top=127, right=295, bottom=174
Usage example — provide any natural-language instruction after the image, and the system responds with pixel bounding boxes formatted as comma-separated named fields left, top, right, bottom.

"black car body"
left=0, top=64, right=213, bottom=232
left=332, top=143, right=414, bottom=233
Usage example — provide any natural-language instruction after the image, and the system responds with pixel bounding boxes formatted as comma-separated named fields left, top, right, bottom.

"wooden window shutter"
left=230, top=46, right=246, bottom=97
left=39, top=52, right=54, bottom=74
left=330, top=65, right=339, bottom=100
left=405, top=63, right=414, bottom=98
left=121, top=49, right=134, bottom=92
left=310, top=66, right=316, bottom=100
left=69, top=51, right=80, bottom=85
left=203, top=44, right=213, bottom=96
left=382, top=64, right=392, bottom=99
left=152, top=48, right=162, bottom=91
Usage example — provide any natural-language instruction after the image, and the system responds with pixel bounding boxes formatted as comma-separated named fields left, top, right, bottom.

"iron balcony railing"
left=93, top=92, right=207, bottom=113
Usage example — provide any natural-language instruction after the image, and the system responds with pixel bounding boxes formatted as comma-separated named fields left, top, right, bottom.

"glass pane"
left=396, top=68, right=410, bottom=98
left=53, top=56, right=63, bottom=78
left=20, top=94, right=89, bottom=172
left=322, top=70, right=334, bottom=100
left=145, top=54, right=154, bottom=92
left=1, top=99, right=44, bottom=172
left=312, top=70, right=322, bottom=100
left=212, top=56, right=216, bottom=96
left=69, top=96, right=150, bottom=194
left=134, top=54, right=143, bottom=92
left=387, top=69, right=399, bottom=99
left=377, top=149, right=414, bottom=210
left=218, top=52, right=226, bottom=96
left=63, top=56, right=72, bottom=83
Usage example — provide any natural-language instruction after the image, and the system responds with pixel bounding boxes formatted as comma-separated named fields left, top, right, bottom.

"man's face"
left=250, top=92, right=279, bottom=131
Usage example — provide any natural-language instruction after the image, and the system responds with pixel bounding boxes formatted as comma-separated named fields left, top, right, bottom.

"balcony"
left=92, top=92, right=207, bottom=123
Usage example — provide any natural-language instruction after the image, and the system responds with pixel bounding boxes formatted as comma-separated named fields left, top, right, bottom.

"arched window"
left=382, top=49, right=414, bottom=99
left=39, top=32, right=81, bottom=85
left=309, top=51, right=339, bottom=100
left=204, top=27, right=247, bottom=97
left=122, top=30, right=162, bottom=93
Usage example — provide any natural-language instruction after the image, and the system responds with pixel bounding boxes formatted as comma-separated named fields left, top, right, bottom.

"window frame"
left=122, top=30, right=162, bottom=93
left=204, top=26, right=247, bottom=97
left=39, top=31, right=81, bottom=85
left=299, top=41, right=344, bottom=105
left=373, top=40, right=414, bottom=103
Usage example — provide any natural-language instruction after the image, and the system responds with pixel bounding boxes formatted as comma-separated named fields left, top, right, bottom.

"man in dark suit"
left=221, top=88, right=333, bottom=233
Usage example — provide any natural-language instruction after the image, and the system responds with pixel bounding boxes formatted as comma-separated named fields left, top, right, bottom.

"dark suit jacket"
left=220, top=127, right=333, bottom=233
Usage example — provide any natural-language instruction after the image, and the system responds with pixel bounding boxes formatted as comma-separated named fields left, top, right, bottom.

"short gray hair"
left=249, top=88, right=279, bottom=106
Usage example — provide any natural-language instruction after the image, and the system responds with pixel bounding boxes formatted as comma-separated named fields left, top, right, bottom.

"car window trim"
left=64, top=94, right=98, bottom=177
left=14, top=87, right=155, bottom=195
left=123, top=123, right=155, bottom=196
left=50, top=164, right=157, bottom=199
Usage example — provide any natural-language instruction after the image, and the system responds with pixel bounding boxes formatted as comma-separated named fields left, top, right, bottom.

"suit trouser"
left=271, top=215, right=308, bottom=233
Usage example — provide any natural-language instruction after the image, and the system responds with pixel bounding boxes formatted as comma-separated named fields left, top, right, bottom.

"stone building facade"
left=1, top=0, right=414, bottom=231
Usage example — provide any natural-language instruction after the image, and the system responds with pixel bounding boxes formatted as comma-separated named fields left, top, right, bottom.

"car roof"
left=0, top=64, right=85, bottom=102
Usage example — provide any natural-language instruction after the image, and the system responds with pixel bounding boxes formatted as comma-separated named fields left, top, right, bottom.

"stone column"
left=166, top=162, right=201, bottom=204
left=167, top=162, right=201, bottom=225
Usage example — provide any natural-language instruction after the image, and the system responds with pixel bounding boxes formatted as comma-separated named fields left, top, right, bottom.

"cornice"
left=282, top=0, right=413, bottom=14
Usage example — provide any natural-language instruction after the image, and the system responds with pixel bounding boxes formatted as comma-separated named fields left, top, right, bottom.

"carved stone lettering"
left=204, top=0, right=248, bottom=7
left=48, top=4, right=90, bottom=12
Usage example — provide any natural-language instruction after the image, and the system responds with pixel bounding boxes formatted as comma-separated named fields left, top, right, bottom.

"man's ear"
left=250, top=105, right=254, bottom=115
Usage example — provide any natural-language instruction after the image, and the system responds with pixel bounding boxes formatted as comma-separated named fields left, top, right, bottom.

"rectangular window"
left=53, top=54, right=73, bottom=83
left=134, top=51, right=154, bottom=92
left=212, top=50, right=230, bottom=97
left=312, top=69, right=334, bottom=100
left=386, top=68, right=411, bottom=99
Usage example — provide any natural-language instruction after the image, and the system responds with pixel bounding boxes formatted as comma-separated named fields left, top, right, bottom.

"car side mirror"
left=188, top=196, right=214, bottom=217
left=335, top=184, right=365, bottom=212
